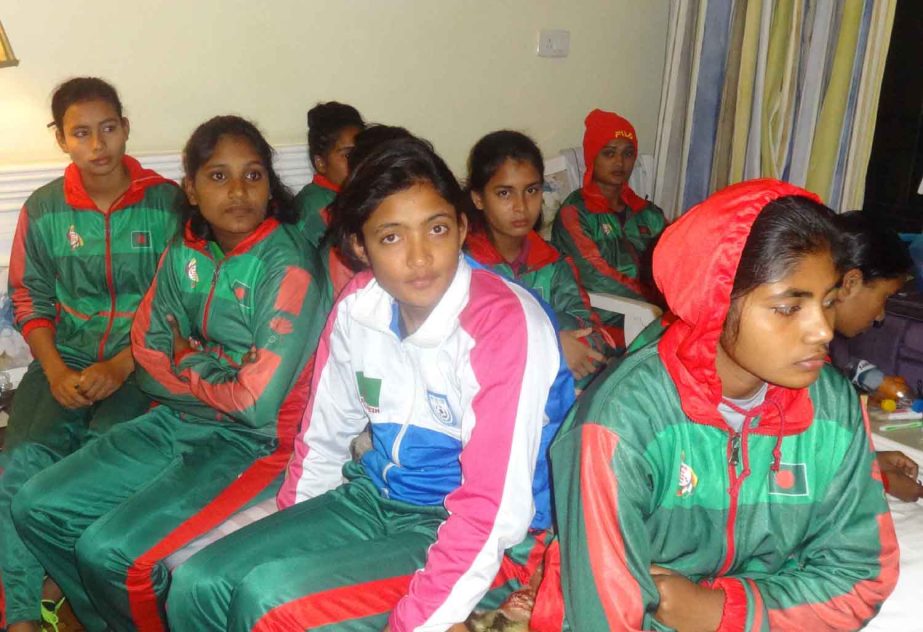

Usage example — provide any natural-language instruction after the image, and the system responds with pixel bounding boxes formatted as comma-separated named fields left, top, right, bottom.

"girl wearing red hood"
left=550, top=180, right=898, bottom=631
left=550, top=109, right=665, bottom=349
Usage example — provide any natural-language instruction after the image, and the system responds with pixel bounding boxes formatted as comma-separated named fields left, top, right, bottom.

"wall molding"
left=0, top=144, right=314, bottom=265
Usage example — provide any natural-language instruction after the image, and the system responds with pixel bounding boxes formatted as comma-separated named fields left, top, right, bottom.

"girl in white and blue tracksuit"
left=166, top=135, right=574, bottom=632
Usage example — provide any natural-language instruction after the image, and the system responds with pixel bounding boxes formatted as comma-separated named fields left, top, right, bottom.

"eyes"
left=206, top=168, right=266, bottom=183
left=772, top=294, right=839, bottom=317
left=600, top=148, right=635, bottom=159
left=494, top=185, right=542, bottom=199
left=70, top=123, right=121, bottom=139
left=379, top=223, right=452, bottom=245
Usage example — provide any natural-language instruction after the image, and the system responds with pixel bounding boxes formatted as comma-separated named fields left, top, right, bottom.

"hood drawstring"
left=719, top=398, right=757, bottom=491
left=721, top=396, right=787, bottom=475
left=768, top=398, right=786, bottom=472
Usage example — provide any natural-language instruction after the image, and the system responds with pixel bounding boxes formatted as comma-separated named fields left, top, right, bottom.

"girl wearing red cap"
left=551, top=109, right=665, bottom=350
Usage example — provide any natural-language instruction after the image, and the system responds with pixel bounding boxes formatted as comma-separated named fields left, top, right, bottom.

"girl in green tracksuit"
left=294, top=101, right=364, bottom=251
left=550, top=180, right=898, bottom=631
left=1, top=77, right=179, bottom=632
left=12, top=115, right=329, bottom=632
left=464, top=131, right=611, bottom=386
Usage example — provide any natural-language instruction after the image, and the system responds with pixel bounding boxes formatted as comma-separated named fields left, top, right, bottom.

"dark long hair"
left=836, top=210, right=912, bottom=281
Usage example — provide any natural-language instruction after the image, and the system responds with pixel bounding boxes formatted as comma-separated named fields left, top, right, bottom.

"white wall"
left=0, top=1, right=669, bottom=175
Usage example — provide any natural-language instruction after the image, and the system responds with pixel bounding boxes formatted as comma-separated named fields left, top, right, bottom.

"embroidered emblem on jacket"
left=601, top=223, right=612, bottom=236
left=67, top=225, right=84, bottom=250
left=768, top=462, right=809, bottom=497
left=676, top=452, right=698, bottom=497
left=186, top=258, right=199, bottom=287
left=131, top=230, right=152, bottom=249
left=427, top=391, right=457, bottom=427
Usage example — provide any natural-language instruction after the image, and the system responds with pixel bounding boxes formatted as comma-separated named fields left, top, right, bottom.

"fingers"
left=571, top=327, right=594, bottom=339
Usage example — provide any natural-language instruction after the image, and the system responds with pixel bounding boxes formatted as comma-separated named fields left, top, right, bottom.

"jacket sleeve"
left=552, top=203, right=650, bottom=301
left=173, top=263, right=326, bottom=429
left=551, top=419, right=670, bottom=631
left=552, top=256, right=612, bottom=352
left=389, top=299, right=558, bottom=632
left=9, top=203, right=58, bottom=337
left=277, top=301, right=369, bottom=507
left=706, top=402, right=899, bottom=632
left=131, top=246, right=219, bottom=419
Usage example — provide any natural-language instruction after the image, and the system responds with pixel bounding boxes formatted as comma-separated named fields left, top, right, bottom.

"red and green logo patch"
left=768, top=462, right=809, bottom=497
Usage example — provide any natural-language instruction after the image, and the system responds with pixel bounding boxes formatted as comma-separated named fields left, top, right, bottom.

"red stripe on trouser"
left=252, top=574, right=412, bottom=631
left=1, top=577, right=6, bottom=629
left=490, top=532, right=548, bottom=589
left=125, top=449, right=290, bottom=631
left=251, top=536, right=547, bottom=631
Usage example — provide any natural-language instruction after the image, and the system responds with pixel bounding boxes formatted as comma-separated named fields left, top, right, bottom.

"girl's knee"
left=166, top=556, right=225, bottom=625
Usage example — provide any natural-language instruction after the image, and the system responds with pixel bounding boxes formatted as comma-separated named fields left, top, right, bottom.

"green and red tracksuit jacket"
left=294, top=175, right=354, bottom=300
left=131, top=217, right=330, bottom=437
left=549, top=179, right=898, bottom=631
left=464, top=230, right=611, bottom=356
left=550, top=184, right=665, bottom=348
left=9, top=156, right=180, bottom=366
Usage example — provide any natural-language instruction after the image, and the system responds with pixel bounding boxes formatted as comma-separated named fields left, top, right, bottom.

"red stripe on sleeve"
left=579, top=424, right=645, bottom=629
left=558, top=205, right=648, bottom=298
left=273, top=266, right=309, bottom=315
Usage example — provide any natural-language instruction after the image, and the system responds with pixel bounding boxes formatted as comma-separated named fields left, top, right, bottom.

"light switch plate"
left=537, top=29, right=570, bottom=58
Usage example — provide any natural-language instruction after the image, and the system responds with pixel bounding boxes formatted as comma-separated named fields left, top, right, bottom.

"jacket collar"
left=63, top=155, right=172, bottom=211
left=349, top=254, right=472, bottom=347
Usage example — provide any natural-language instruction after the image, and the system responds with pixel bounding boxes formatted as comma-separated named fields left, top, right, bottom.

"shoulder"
left=462, top=267, right=556, bottom=340
left=583, top=345, right=681, bottom=429
left=808, top=364, right=862, bottom=431
left=24, top=177, right=67, bottom=215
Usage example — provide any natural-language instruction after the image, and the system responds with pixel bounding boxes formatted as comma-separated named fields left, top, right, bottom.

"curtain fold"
left=652, top=0, right=896, bottom=218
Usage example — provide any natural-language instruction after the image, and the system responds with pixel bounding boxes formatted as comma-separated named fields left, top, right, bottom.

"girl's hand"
left=885, top=471, right=923, bottom=503
left=78, top=358, right=130, bottom=402
left=241, top=345, right=259, bottom=366
left=47, top=365, right=93, bottom=409
left=650, top=565, right=724, bottom=632
left=560, top=328, right=605, bottom=380
left=167, top=314, right=199, bottom=362
left=878, top=450, right=920, bottom=479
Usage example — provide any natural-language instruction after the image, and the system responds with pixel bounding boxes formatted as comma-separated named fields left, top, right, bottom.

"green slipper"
left=40, top=598, right=65, bottom=632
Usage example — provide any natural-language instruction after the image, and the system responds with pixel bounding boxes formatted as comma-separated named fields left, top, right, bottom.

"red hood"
left=580, top=109, right=647, bottom=214
left=654, top=179, right=823, bottom=435
left=64, top=155, right=174, bottom=211
left=465, top=230, right=560, bottom=272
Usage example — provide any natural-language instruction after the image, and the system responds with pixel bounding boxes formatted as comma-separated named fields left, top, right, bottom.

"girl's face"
left=717, top=250, right=839, bottom=398
left=56, top=99, right=129, bottom=179
left=835, top=270, right=904, bottom=338
left=315, top=125, right=361, bottom=186
left=471, top=159, right=543, bottom=243
left=592, top=138, right=636, bottom=188
left=184, top=134, right=270, bottom=252
left=352, top=182, right=468, bottom=334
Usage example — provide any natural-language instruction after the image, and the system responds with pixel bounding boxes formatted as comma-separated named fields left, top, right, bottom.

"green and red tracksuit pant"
left=166, top=461, right=547, bottom=632
left=0, top=361, right=151, bottom=628
left=11, top=405, right=285, bottom=632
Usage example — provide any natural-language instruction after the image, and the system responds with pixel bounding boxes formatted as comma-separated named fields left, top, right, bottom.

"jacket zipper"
left=388, top=342, right=417, bottom=473
left=200, top=264, right=222, bottom=340
left=95, top=195, right=127, bottom=361
left=718, top=431, right=742, bottom=577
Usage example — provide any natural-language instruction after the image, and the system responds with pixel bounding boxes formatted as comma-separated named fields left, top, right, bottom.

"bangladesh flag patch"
left=131, top=231, right=152, bottom=249
left=356, top=371, right=382, bottom=414
left=768, top=462, right=809, bottom=497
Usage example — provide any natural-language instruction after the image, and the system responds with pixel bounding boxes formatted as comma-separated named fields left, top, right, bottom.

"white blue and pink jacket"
left=279, top=254, right=573, bottom=631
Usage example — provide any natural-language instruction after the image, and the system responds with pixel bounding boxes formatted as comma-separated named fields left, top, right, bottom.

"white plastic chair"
left=588, top=292, right=662, bottom=346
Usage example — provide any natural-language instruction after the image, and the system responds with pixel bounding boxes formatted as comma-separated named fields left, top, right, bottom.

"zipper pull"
left=729, top=433, right=741, bottom=466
